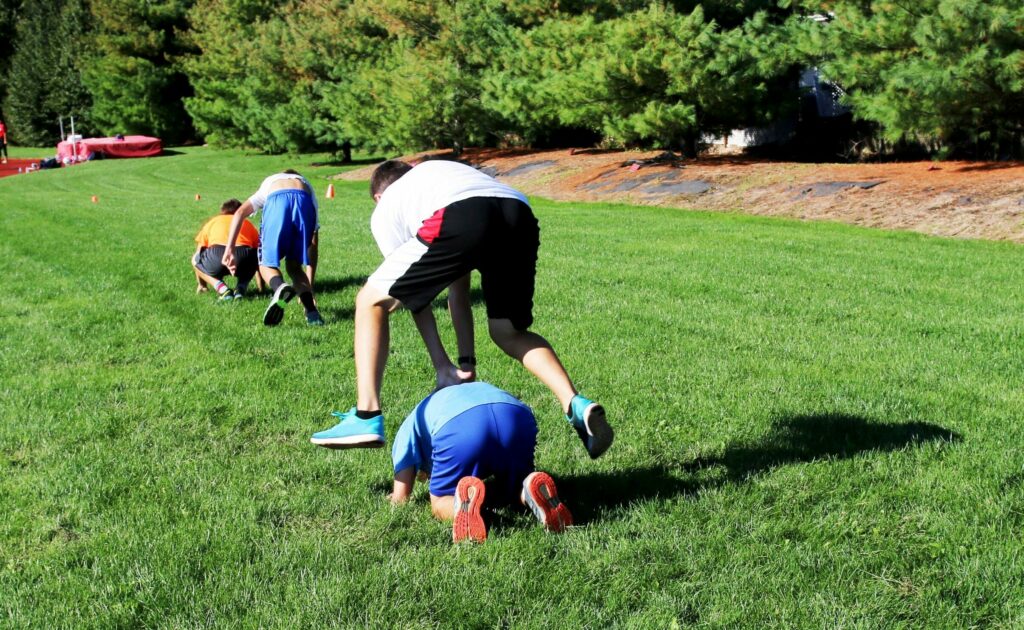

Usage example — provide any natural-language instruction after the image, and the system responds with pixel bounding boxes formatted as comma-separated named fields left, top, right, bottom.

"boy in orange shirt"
left=192, top=199, right=260, bottom=300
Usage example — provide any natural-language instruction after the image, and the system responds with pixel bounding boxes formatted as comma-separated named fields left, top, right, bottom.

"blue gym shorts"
left=429, top=402, right=538, bottom=503
left=258, top=189, right=317, bottom=268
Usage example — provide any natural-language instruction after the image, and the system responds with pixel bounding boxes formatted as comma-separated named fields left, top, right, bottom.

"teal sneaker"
left=305, top=310, right=325, bottom=326
left=310, top=408, right=385, bottom=449
left=566, top=395, right=614, bottom=459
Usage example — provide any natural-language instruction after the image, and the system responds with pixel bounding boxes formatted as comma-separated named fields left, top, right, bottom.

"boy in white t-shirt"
left=310, top=159, right=613, bottom=460
left=222, top=169, right=323, bottom=326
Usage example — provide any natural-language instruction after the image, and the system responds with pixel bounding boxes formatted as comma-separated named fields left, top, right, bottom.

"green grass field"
left=2, top=147, right=1023, bottom=628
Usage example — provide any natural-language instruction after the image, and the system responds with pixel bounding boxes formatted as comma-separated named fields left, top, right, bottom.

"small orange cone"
left=91, top=195, right=98, bottom=203
left=326, top=183, right=335, bottom=199
left=195, top=194, right=201, bottom=201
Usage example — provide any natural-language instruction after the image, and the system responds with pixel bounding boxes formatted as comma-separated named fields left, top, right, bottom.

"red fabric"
left=56, top=135, right=163, bottom=161
left=0, top=158, right=39, bottom=179
left=416, top=207, right=447, bottom=244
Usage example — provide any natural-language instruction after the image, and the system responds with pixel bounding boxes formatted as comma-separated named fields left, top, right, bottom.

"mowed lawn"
left=2, top=147, right=1023, bottom=628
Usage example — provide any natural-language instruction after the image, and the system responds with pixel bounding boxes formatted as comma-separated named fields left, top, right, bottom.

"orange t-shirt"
left=195, top=214, right=259, bottom=248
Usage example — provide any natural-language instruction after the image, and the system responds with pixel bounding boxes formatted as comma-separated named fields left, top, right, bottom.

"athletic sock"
left=355, top=409, right=381, bottom=419
left=269, top=276, right=284, bottom=292
left=236, top=281, right=249, bottom=296
left=298, top=291, right=316, bottom=312
left=215, top=281, right=229, bottom=295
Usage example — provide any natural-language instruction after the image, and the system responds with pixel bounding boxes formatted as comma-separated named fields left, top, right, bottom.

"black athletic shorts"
left=193, top=245, right=258, bottom=284
left=367, top=197, right=540, bottom=330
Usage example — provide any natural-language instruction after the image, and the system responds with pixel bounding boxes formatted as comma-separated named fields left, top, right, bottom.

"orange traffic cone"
left=91, top=195, right=98, bottom=203
left=195, top=194, right=201, bottom=201
left=326, top=183, right=335, bottom=199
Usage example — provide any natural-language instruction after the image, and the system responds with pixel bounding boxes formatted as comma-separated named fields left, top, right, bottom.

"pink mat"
left=57, top=135, right=163, bottom=161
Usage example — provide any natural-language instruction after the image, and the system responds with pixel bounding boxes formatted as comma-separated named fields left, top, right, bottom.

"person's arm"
left=221, top=200, right=255, bottom=274
left=411, top=307, right=462, bottom=390
left=447, top=274, right=476, bottom=381
left=192, top=244, right=208, bottom=291
left=391, top=466, right=416, bottom=504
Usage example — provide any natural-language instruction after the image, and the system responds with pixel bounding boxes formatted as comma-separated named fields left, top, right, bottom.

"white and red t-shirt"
left=370, top=160, right=528, bottom=257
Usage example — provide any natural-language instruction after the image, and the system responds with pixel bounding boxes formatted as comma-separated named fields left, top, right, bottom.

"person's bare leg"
left=488, top=318, right=577, bottom=413
left=194, top=265, right=224, bottom=293
left=193, top=266, right=209, bottom=293
left=430, top=495, right=455, bottom=521
left=260, top=265, right=281, bottom=286
left=284, top=258, right=313, bottom=295
left=355, top=285, right=401, bottom=411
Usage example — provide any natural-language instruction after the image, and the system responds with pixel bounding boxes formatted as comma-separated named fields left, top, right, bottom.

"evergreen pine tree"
left=84, top=0, right=197, bottom=143
left=2, top=0, right=92, bottom=146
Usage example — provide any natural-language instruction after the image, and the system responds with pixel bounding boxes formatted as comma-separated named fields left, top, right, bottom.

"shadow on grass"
left=314, top=274, right=366, bottom=295
left=563, top=413, right=960, bottom=524
left=320, top=305, right=355, bottom=322
left=312, top=275, right=364, bottom=322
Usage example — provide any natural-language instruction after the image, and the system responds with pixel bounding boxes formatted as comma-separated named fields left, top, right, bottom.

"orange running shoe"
left=521, top=472, right=573, bottom=533
left=452, top=476, right=487, bottom=543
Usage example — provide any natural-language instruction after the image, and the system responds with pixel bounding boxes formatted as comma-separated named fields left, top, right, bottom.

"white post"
left=59, top=116, right=65, bottom=141
left=70, top=116, right=77, bottom=161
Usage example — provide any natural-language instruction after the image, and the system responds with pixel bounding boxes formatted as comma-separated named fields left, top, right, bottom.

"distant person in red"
left=0, top=119, right=8, bottom=164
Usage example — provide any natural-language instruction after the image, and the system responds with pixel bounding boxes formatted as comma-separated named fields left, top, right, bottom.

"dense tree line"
left=1, top=0, right=1021, bottom=158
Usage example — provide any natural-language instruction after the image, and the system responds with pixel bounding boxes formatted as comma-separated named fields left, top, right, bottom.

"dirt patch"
left=337, top=148, right=1024, bottom=242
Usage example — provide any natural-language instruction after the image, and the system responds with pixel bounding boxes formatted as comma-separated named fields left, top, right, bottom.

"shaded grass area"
left=1, top=147, right=1023, bottom=627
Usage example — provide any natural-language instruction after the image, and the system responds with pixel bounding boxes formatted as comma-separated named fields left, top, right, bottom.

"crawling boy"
left=311, top=159, right=613, bottom=460
left=378, top=381, right=574, bottom=543
left=192, top=198, right=259, bottom=300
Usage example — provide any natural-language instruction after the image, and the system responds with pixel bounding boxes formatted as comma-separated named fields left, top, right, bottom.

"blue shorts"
left=429, top=402, right=537, bottom=502
left=259, top=190, right=317, bottom=268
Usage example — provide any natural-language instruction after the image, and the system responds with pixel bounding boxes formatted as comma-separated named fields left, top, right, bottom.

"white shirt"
left=248, top=173, right=319, bottom=215
left=370, top=160, right=528, bottom=257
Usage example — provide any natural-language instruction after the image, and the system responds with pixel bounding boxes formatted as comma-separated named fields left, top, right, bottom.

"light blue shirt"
left=391, top=382, right=530, bottom=475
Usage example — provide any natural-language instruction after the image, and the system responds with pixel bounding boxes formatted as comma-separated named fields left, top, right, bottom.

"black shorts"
left=367, top=197, right=540, bottom=330
left=193, top=245, right=258, bottom=284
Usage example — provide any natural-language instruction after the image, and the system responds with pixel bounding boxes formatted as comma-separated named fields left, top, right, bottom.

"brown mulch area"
left=337, top=148, right=1024, bottom=242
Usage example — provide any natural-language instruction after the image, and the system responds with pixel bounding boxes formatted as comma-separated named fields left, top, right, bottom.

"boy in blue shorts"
left=222, top=169, right=324, bottom=326
left=381, top=381, right=573, bottom=543
left=310, top=159, right=613, bottom=459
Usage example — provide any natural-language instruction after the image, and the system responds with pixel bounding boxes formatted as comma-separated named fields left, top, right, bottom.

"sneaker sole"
left=309, top=434, right=385, bottom=449
left=453, top=477, right=487, bottom=543
left=522, top=472, right=573, bottom=533
left=263, top=286, right=296, bottom=326
left=584, top=404, right=614, bottom=459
